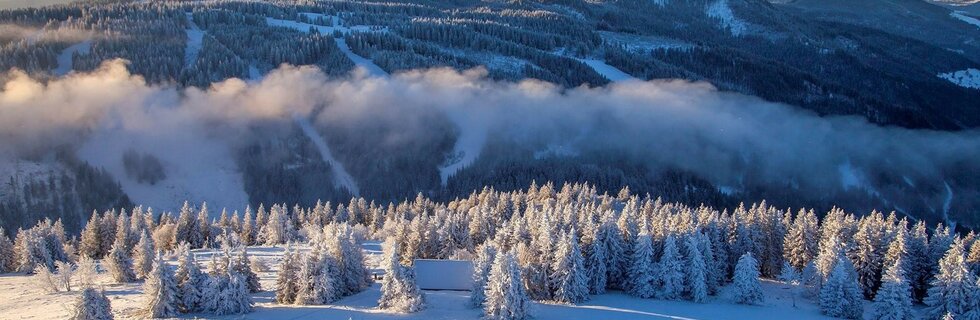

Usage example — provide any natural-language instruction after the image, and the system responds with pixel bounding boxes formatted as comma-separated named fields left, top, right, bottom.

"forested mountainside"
left=0, top=0, right=978, bottom=234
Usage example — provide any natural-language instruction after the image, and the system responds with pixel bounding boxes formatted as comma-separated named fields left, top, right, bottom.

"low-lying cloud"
left=1, top=59, right=978, bottom=216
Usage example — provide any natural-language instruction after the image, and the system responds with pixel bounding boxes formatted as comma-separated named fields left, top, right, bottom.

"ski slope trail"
left=577, top=58, right=635, bottom=82
left=184, top=12, right=204, bottom=68
left=53, top=40, right=91, bottom=76
left=295, top=115, right=360, bottom=196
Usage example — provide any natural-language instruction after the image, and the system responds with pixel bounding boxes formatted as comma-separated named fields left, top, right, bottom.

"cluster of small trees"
left=273, top=223, right=371, bottom=306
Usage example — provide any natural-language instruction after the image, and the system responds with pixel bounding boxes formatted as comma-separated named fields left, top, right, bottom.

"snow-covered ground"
left=0, top=242, right=892, bottom=320
left=938, top=68, right=980, bottom=89
left=53, top=40, right=91, bottom=76
left=295, top=115, right=361, bottom=196
left=76, top=128, right=249, bottom=215
left=184, top=13, right=205, bottom=68
left=576, top=58, right=635, bottom=82
left=707, top=0, right=748, bottom=37
left=335, top=37, right=388, bottom=77
left=951, top=11, right=980, bottom=29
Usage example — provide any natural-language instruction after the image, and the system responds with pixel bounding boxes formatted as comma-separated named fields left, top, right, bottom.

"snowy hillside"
left=938, top=68, right=980, bottom=89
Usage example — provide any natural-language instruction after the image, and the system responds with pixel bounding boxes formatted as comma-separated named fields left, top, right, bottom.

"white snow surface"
left=0, top=241, right=903, bottom=320
left=951, top=11, right=980, bottom=28
left=707, top=0, right=748, bottom=37
left=76, top=126, right=249, bottom=215
left=53, top=40, right=91, bottom=76
left=335, top=37, right=388, bottom=77
left=295, top=115, right=361, bottom=196
left=184, top=13, right=205, bottom=68
left=938, top=68, right=980, bottom=89
left=577, top=58, right=636, bottom=82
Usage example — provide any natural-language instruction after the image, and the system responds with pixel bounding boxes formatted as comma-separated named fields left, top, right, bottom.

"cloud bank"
left=1, top=59, right=978, bottom=215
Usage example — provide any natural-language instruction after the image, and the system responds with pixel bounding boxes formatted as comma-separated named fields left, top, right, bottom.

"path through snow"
left=577, top=58, right=635, bottom=82
left=951, top=11, right=980, bottom=29
left=295, top=115, right=361, bottom=196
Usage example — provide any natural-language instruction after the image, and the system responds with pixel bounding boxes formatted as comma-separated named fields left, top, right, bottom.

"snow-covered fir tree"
left=377, top=238, right=425, bottom=313
left=819, top=257, right=864, bottom=320
left=212, top=272, right=254, bottom=315
left=870, top=257, right=914, bottom=320
left=924, top=239, right=979, bottom=319
left=132, top=232, right=155, bottom=279
left=294, top=247, right=338, bottom=305
left=275, top=246, right=300, bottom=304
left=69, top=287, right=113, bottom=320
left=471, top=243, right=498, bottom=307
left=233, top=249, right=261, bottom=292
left=549, top=230, right=588, bottom=304
left=142, top=252, right=178, bottom=318
left=174, top=244, right=207, bottom=313
left=732, top=252, right=764, bottom=305
left=657, top=235, right=685, bottom=300
left=484, top=251, right=530, bottom=320
left=685, top=235, right=709, bottom=303
left=0, top=228, right=14, bottom=272
left=584, top=221, right=609, bottom=295
left=104, top=236, right=135, bottom=283
left=627, top=231, right=656, bottom=298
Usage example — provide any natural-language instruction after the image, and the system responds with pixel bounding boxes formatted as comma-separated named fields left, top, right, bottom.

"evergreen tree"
left=657, top=235, right=684, bottom=300
left=233, top=249, right=261, bottom=293
left=215, top=272, right=253, bottom=315
left=484, top=251, right=530, bottom=320
left=732, top=253, right=764, bottom=305
left=275, top=246, right=300, bottom=304
left=471, top=243, right=498, bottom=307
left=69, top=287, right=113, bottom=320
left=584, top=226, right=609, bottom=295
left=684, top=235, right=708, bottom=303
left=819, top=257, right=864, bottom=320
left=627, top=232, right=656, bottom=298
left=870, top=257, right=914, bottom=320
left=80, top=213, right=103, bottom=258
left=174, top=244, right=206, bottom=313
left=378, top=238, right=425, bottom=313
left=550, top=230, right=588, bottom=304
left=142, top=252, right=178, bottom=318
left=908, top=221, right=932, bottom=302
left=0, top=227, right=15, bottom=272
left=104, top=236, right=135, bottom=283
left=924, top=239, right=979, bottom=319
left=132, top=232, right=155, bottom=280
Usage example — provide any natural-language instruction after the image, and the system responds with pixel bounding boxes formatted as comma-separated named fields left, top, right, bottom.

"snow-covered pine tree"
left=627, top=231, right=656, bottom=298
left=471, top=243, right=498, bottom=307
left=76, top=255, right=98, bottom=287
left=550, top=230, right=588, bottom=304
left=174, top=244, right=206, bottom=313
left=294, top=247, right=339, bottom=305
left=967, top=240, right=980, bottom=278
left=819, top=257, right=864, bottom=319
left=684, top=235, right=708, bottom=303
left=104, top=236, right=135, bottom=283
left=275, top=246, right=300, bottom=304
left=783, top=209, right=818, bottom=270
left=732, top=252, right=764, bottom=305
left=908, top=221, right=932, bottom=302
left=233, top=249, right=261, bottom=292
left=80, top=213, right=104, bottom=259
left=852, top=215, right=886, bottom=299
left=69, top=287, right=113, bottom=320
left=870, top=257, right=914, bottom=320
left=484, top=251, right=530, bottom=320
left=815, top=235, right=846, bottom=280
left=584, top=225, right=608, bottom=295
left=142, top=252, right=178, bottom=318
left=601, top=216, right=627, bottom=291
left=779, top=261, right=800, bottom=284
left=884, top=225, right=909, bottom=278
left=240, top=206, right=256, bottom=246
left=132, top=232, right=155, bottom=279
left=378, top=237, right=425, bottom=312
left=214, top=272, right=253, bottom=315
left=0, top=227, right=14, bottom=272
left=924, top=239, right=979, bottom=319
left=657, top=235, right=684, bottom=300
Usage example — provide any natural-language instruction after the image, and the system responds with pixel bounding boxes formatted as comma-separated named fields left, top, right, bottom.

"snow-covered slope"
left=53, top=40, right=90, bottom=76
left=334, top=37, right=388, bottom=77
left=938, top=68, right=980, bottom=89
left=951, top=10, right=980, bottom=28
left=184, top=13, right=204, bottom=67
left=76, top=128, right=248, bottom=215
left=576, top=59, right=635, bottom=82
left=295, top=116, right=361, bottom=196
left=707, top=0, right=748, bottom=36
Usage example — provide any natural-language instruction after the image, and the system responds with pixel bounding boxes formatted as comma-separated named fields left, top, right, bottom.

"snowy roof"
left=413, top=259, right=474, bottom=291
